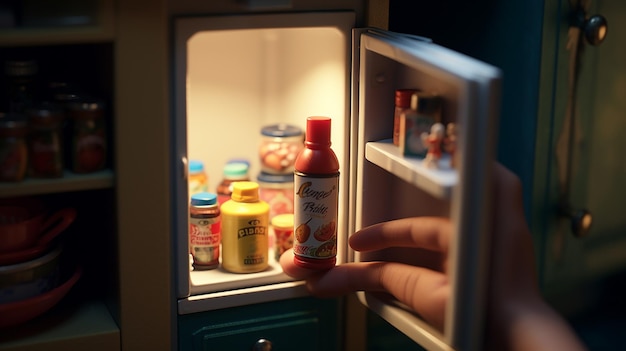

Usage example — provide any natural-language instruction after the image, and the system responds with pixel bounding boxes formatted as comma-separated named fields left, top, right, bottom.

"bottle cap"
left=189, top=159, right=205, bottom=174
left=190, top=192, right=217, bottom=206
left=223, top=162, right=249, bottom=179
left=271, top=213, right=294, bottom=229
left=395, top=89, right=417, bottom=108
left=305, top=116, right=332, bottom=145
left=231, top=181, right=260, bottom=202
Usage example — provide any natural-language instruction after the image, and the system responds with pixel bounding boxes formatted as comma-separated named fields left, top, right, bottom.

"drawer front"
left=179, top=297, right=340, bottom=351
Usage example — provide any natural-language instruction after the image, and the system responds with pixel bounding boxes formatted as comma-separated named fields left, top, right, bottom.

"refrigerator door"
left=350, top=29, right=501, bottom=351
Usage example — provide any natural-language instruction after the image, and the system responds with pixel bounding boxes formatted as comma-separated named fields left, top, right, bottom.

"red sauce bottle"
left=293, top=116, right=339, bottom=270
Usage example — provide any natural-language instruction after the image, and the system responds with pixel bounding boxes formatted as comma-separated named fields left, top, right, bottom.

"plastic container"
left=293, top=116, right=340, bottom=270
left=220, top=181, right=269, bottom=273
left=188, top=159, right=208, bottom=197
left=216, top=161, right=250, bottom=205
left=258, top=124, right=304, bottom=175
left=189, top=192, right=221, bottom=270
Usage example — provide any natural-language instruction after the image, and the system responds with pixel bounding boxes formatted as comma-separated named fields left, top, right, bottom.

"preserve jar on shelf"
left=258, top=123, right=304, bottom=175
left=67, top=99, right=107, bottom=174
left=0, top=113, right=28, bottom=182
left=26, top=103, right=65, bottom=178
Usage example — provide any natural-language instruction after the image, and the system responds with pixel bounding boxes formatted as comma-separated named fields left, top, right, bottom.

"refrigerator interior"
left=174, top=12, right=355, bottom=301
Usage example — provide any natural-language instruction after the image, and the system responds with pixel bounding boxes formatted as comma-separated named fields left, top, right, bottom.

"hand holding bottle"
left=280, top=163, right=587, bottom=350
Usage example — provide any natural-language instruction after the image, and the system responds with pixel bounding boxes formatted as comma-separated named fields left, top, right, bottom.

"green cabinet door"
left=178, top=297, right=340, bottom=351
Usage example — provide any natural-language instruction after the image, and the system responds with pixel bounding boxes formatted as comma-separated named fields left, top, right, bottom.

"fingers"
left=307, top=261, right=448, bottom=330
left=349, top=217, right=451, bottom=253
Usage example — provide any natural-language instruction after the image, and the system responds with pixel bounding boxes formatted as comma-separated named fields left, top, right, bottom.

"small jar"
left=26, top=103, right=65, bottom=178
left=189, top=192, right=221, bottom=270
left=271, top=213, right=294, bottom=262
left=258, top=124, right=304, bottom=174
left=257, top=172, right=294, bottom=220
left=0, top=113, right=28, bottom=182
left=216, top=161, right=250, bottom=205
left=67, top=100, right=107, bottom=174
left=393, top=89, right=418, bottom=146
left=188, top=159, right=208, bottom=197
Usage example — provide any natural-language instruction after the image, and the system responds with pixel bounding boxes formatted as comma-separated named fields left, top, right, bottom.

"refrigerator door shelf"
left=365, top=140, right=457, bottom=199
left=352, top=30, right=501, bottom=351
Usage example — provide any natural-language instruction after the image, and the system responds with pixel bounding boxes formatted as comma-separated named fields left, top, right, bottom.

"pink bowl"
left=0, top=266, right=82, bottom=328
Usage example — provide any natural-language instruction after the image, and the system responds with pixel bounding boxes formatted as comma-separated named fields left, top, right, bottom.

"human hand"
left=280, top=163, right=586, bottom=350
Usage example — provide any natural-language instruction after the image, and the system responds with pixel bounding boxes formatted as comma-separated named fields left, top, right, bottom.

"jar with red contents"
left=0, top=113, right=28, bottom=182
left=26, top=103, right=65, bottom=178
left=67, top=100, right=107, bottom=174
left=258, top=124, right=304, bottom=174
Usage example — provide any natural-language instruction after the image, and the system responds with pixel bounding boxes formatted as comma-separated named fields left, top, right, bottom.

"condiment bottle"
left=216, top=161, right=250, bottom=205
left=293, top=116, right=339, bottom=270
left=189, top=192, right=221, bottom=270
left=399, top=92, right=442, bottom=157
left=393, top=89, right=418, bottom=146
left=0, top=113, right=28, bottom=182
left=188, top=159, right=209, bottom=197
left=258, top=123, right=304, bottom=174
left=67, top=100, right=107, bottom=173
left=26, top=103, right=65, bottom=178
left=221, top=181, right=270, bottom=273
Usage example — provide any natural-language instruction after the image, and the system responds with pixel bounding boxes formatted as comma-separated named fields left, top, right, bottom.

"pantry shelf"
left=365, top=140, right=457, bottom=199
left=0, top=169, right=115, bottom=198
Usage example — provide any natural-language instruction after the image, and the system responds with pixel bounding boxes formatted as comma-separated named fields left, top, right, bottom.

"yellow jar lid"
left=271, top=213, right=294, bottom=229
left=231, top=181, right=260, bottom=202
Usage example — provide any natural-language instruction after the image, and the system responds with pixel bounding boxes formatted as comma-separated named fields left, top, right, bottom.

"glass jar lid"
left=261, top=124, right=303, bottom=138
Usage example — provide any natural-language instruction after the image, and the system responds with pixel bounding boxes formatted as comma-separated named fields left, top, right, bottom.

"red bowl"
left=0, top=266, right=82, bottom=328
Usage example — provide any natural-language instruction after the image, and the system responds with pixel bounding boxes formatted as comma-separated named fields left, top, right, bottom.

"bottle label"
left=293, top=173, right=339, bottom=260
left=189, top=215, right=221, bottom=267
left=222, top=215, right=269, bottom=272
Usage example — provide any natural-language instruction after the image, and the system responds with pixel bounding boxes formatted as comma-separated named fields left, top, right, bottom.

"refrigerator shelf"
left=365, top=139, right=457, bottom=199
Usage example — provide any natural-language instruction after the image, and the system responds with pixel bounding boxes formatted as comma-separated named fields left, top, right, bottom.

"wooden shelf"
left=0, top=298, right=120, bottom=351
left=0, top=169, right=115, bottom=198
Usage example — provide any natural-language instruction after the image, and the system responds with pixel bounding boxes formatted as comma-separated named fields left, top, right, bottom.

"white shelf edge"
left=365, top=140, right=456, bottom=199
left=179, top=281, right=309, bottom=314
left=357, top=292, right=453, bottom=351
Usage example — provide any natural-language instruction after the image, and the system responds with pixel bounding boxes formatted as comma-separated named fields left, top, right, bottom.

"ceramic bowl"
left=0, top=197, right=76, bottom=254
left=0, top=246, right=62, bottom=304
left=0, top=265, right=81, bottom=328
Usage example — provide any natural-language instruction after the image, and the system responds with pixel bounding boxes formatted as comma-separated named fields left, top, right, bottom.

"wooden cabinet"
left=178, top=297, right=340, bottom=351
left=0, top=1, right=120, bottom=350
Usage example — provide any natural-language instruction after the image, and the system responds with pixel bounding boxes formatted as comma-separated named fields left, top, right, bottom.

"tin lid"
left=190, top=192, right=217, bottom=206
left=188, top=159, right=205, bottom=174
left=223, top=162, right=249, bottom=179
left=26, top=102, right=64, bottom=124
left=271, top=213, right=294, bottom=229
left=261, top=123, right=303, bottom=138
left=0, top=112, right=28, bottom=136
left=231, top=181, right=260, bottom=202
left=257, top=172, right=294, bottom=184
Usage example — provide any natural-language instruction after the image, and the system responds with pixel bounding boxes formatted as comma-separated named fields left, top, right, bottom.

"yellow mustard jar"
left=220, top=181, right=270, bottom=273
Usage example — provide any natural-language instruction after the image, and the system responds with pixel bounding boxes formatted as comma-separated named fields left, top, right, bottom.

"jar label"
left=293, top=174, right=339, bottom=260
left=222, top=215, right=269, bottom=272
left=189, top=216, right=221, bottom=266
